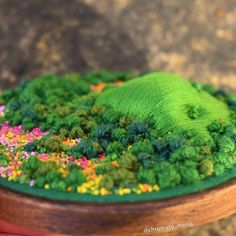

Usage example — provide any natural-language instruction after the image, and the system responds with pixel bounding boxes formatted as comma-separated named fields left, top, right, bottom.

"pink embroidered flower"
left=0, top=105, right=5, bottom=117
left=26, top=133, right=36, bottom=142
left=39, top=153, right=50, bottom=160
left=0, top=166, right=6, bottom=173
left=12, top=125, right=22, bottom=135
left=32, top=127, right=43, bottom=137
left=78, top=157, right=88, bottom=168
left=7, top=169, right=13, bottom=176
left=0, top=122, right=9, bottom=135
left=68, top=156, right=74, bottom=161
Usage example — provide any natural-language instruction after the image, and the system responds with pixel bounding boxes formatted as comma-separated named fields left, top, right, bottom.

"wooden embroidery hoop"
left=0, top=179, right=235, bottom=236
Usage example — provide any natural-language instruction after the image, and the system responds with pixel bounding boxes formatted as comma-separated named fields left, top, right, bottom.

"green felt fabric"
left=0, top=165, right=235, bottom=203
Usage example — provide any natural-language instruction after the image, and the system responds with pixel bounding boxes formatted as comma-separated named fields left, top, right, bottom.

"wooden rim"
left=0, top=180, right=236, bottom=235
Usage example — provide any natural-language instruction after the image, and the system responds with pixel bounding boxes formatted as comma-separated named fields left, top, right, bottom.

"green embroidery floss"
left=96, top=72, right=230, bottom=135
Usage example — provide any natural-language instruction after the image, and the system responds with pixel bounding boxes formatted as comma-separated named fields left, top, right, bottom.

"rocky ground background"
left=0, top=0, right=236, bottom=235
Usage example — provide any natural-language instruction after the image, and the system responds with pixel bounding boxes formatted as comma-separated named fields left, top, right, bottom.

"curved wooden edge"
left=0, top=219, right=61, bottom=236
left=0, top=180, right=236, bottom=236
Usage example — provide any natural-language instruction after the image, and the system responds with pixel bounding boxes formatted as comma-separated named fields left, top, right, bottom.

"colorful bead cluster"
left=0, top=121, right=47, bottom=179
left=0, top=118, right=160, bottom=195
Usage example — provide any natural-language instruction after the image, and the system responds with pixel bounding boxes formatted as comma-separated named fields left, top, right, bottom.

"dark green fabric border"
left=0, top=166, right=235, bottom=203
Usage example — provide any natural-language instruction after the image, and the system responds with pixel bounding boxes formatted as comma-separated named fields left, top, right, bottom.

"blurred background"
left=0, top=0, right=236, bottom=235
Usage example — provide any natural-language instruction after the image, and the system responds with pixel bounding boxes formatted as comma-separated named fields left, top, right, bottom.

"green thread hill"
left=97, top=72, right=230, bottom=135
